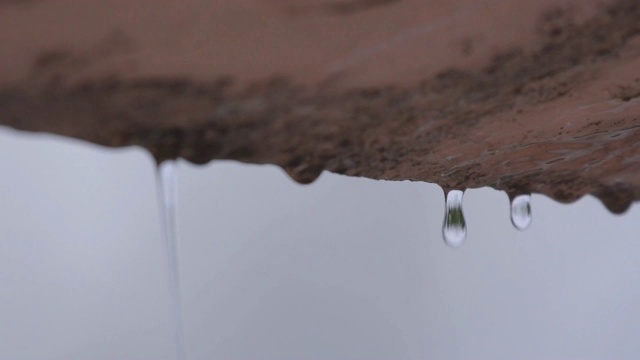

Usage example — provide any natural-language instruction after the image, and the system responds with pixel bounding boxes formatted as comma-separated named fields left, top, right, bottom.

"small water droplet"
left=442, top=190, right=467, bottom=247
left=510, top=194, right=532, bottom=230
left=284, top=164, right=323, bottom=184
left=157, top=160, right=185, bottom=360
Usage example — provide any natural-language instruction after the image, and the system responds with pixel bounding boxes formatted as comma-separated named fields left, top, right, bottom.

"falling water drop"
left=442, top=189, right=467, bottom=247
left=157, top=160, right=185, bottom=360
left=510, top=194, right=532, bottom=230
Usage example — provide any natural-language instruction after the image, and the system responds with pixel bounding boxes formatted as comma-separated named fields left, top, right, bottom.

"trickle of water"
left=442, top=190, right=467, bottom=247
left=510, top=194, right=532, bottom=231
left=157, top=160, right=185, bottom=360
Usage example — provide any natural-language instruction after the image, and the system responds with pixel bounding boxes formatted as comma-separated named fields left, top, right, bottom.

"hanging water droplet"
left=283, top=163, right=323, bottom=185
left=442, top=189, right=467, bottom=247
left=157, top=160, right=185, bottom=360
left=510, top=194, right=532, bottom=231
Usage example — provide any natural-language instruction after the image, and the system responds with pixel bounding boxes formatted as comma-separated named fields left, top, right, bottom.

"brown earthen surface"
left=1, top=0, right=639, bottom=212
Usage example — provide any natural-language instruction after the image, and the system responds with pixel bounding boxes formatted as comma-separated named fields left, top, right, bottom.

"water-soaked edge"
left=0, top=0, right=639, bottom=213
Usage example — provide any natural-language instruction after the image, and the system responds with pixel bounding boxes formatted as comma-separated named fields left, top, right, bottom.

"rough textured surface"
left=1, top=0, right=639, bottom=213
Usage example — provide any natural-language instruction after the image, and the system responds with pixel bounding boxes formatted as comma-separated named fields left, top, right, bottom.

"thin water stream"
left=157, top=160, right=185, bottom=360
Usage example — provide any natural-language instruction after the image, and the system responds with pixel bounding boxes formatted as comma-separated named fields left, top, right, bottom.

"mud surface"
left=1, top=0, right=639, bottom=213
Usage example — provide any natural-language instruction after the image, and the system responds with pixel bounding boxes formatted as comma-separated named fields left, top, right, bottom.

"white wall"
left=1, top=127, right=639, bottom=360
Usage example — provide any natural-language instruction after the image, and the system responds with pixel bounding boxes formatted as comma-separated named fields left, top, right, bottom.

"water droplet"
left=284, top=164, right=323, bottom=184
left=157, top=160, right=185, bottom=360
left=510, top=194, right=532, bottom=230
left=442, top=190, right=467, bottom=247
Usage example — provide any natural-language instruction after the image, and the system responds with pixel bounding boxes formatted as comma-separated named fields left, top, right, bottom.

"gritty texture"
left=1, top=0, right=639, bottom=213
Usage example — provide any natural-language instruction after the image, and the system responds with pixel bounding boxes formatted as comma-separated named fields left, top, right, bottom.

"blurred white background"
left=1, top=126, right=639, bottom=360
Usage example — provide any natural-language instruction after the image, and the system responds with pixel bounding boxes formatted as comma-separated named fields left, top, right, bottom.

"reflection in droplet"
left=510, top=194, right=532, bottom=231
left=157, top=160, right=185, bottom=360
left=442, top=190, right=467, bottom=247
